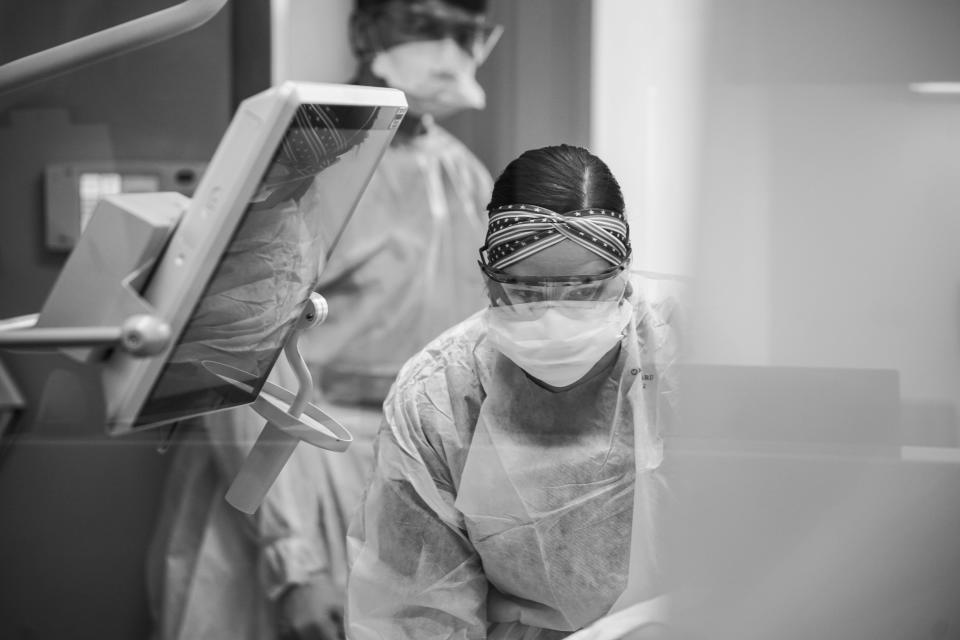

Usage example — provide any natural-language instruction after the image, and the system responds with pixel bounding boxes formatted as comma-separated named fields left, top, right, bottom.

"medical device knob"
left=297, top=292, right=328, bottom=330
left=120, top=314, right=172, bottom=356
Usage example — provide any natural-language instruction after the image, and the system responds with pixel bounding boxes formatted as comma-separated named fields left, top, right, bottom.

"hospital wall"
left=0, top=2, right=270, bottom=638
left=594, top=0, right=960, bottom=444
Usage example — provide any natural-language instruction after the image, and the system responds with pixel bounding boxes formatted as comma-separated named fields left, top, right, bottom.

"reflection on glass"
left=136, top=104, right=393, bottom=427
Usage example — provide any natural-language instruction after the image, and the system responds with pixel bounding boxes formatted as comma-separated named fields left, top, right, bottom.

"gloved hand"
left=277, top=573, right=345, bottom=640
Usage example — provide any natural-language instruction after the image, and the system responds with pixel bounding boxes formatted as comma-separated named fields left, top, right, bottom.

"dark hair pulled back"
left=487, top=144, right=625, bottom=215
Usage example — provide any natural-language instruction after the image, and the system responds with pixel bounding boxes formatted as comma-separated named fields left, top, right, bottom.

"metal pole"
left=0, top=326, right=122, bottom=348
left=0, top=0, right=230, bottom=94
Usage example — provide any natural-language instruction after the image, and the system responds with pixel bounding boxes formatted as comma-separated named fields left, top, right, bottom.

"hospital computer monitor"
left=101, top=82, right=406, bottom=434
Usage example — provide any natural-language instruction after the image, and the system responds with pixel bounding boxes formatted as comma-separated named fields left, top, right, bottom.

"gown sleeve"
left=346, top=368, right=489, bottom=640
left=202, top=353, right=328, bottom=599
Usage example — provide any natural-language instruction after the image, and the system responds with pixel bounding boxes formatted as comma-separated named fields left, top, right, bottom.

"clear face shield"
left=480, top=256, right=635, bottom=387
left=364, top=1, right=504, bottom=64
left=480, top=258, right=632, bottom=313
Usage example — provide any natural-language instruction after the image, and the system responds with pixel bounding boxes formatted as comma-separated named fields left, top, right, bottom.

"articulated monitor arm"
left=0, top=193, right=352, bottom=514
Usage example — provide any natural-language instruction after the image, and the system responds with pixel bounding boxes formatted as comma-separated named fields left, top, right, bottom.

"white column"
left=271, top=0, right=356, bottom=84
left=591, top=0, right=707, bottom=279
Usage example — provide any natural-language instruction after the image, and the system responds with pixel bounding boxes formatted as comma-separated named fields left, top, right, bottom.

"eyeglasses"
left=368, top=2, right=504, bottom=63
left=482, top=265, right=630, bottom=308
left=480, top=257, right=629, bottom=284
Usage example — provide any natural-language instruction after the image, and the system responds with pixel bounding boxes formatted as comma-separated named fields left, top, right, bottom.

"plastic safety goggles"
left=481, top=262, right=630, bottom=307
left=368, top=1, right=504, bottom=63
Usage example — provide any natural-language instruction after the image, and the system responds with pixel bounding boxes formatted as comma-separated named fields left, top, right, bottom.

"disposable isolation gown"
left=303, top=123, right=492, bottom=404
left=347, top=289, right=678, bottom=640
left=147, top=122, right=492, bottom=640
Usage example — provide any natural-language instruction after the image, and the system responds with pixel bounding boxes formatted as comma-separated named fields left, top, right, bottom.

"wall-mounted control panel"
left=44, top=161, right=206, bottom=251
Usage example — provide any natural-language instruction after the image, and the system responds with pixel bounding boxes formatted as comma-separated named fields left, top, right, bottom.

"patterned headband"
left=480, top=204, right=631, bottom=270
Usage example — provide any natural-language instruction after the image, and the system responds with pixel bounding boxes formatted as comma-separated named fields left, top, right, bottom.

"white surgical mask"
left=371, top=39, right=485, bottom=119
left=485, top=300, right=634, bottom=388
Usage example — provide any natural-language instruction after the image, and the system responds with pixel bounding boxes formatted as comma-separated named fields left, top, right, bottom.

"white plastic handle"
left=224, top=379, right=353, bottom=514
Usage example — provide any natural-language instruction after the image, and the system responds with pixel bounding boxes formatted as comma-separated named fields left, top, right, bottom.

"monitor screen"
left=132, top=102, right=399, bottom=427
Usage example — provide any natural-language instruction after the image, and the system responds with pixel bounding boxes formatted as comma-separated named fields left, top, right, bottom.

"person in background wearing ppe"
left=347, top=145, right=679, bottom=640
left=304, top=0, right=502, bottom=421
left=147, top=2, right=501, bottom=640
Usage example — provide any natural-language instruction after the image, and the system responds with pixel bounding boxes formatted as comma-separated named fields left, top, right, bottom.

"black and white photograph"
left=1, top=1, right=959, bottom=639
